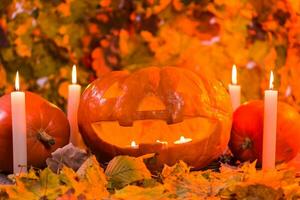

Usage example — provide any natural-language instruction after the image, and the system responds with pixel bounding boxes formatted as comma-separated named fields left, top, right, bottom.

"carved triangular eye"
left=103, top=82, right=123, bottom=99
left=137, top=94, right=166, bottom=111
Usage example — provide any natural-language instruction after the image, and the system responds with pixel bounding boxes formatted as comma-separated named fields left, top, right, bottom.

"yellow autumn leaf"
left=113, top=185, right=168, bottom=200
left=0, top=64, right=7, bottom=88
left=119, top=29, right=131, bottom=56
left=14, top=18, right=32, bottom=36
left=289, top=0, right=300, bottom=14
left=141, top=30, right=154, bottom=42
left=100, top=0, right=111, bottom=7
left=75, top=156, right=109, bottom=199
left=58, top=81, right=69, bottom=99
left=59, top=26, right=68, bottom=35
left=57, top=1, right=71, bottom=17
left=14, top=37, right=32, bottom=57
left=153, top=0, right=172, bottom=14
left=248, top=41, right=270, bottom=65
left=91, top=47, right=111, bottom=77
left=105, top=155, right=152, bottom=189
left=172, top=0, right=183, bottom=11
left=263, top=47, right=277, bottom=70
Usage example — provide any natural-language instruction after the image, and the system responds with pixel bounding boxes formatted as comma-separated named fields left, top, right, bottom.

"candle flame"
left=156, top=140, right=168, bottom=145
left=269, top=71, right=274, bottom=90
left=174, top=136, right=192, bottom=144
left=15, top=71, right=20, bottom=91
left=232, top=64, right=237, bottom=85
left=72, top=65, right=77, bottom=84
left=131, top=141, right=138, bottom=148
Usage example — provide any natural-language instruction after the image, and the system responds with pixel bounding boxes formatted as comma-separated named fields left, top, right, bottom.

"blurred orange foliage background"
left=0, top=0, right=300, bottom=110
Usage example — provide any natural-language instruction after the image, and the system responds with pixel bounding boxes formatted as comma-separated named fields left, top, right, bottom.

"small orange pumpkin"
left=230, top=100, right=300, bottom=164
left=78, top=67, right=232, bottom=169
left=0, top=92, right=70, bottom=172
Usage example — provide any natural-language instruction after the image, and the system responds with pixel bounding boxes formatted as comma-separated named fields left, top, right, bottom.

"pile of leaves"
left=1, top=153, right=300, bottom=199
left=1, top=0, right=300, bottom=110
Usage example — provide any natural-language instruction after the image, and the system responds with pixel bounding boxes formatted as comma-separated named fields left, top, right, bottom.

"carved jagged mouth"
left=117, top=110, right=183, bottom=126
left=115, top=110, right=214, bottom=127
left=91, top=117, right=218, bottom=148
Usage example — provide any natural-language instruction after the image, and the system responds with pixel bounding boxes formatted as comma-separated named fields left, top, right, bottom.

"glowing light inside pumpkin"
left=130, top=141, right=139, bottom=148
left=156, top=140, right=168, bottom=145
left=15, top=71, right=20, bottom=91
left=72, top=65, right=77, bottom=84
left=269, top=71, right=274, bottom=90
left=174, top=136, right=192, bottom=144
left=232, top=64, right=237, bottom=85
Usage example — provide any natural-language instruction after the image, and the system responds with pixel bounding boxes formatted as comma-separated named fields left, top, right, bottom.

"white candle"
left=67, top=65, right=83, bottom=147
left=228, top=65, right=241, bottom=111
left=174, top=136, right=192, bottom=144
left=262, top=71, right=278, bottom=170
left=11, top=71, right=27, bottom=174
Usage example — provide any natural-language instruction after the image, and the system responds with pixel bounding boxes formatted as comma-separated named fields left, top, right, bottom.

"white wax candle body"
left=262, top=90, right=278, bottom=170
left=67, top=84, right=83, bottom=147
left=11, top=91, right=27, bottom=174
left=228, top=84, right=241, bottom=111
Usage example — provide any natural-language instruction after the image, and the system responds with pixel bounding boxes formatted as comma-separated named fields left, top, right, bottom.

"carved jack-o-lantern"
left=78, top=67, right=232, bottom=169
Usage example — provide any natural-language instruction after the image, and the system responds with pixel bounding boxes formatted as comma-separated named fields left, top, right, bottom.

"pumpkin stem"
left=37, top=131, right=55, bottom=147
left=241, top=137, right=253, bottom=150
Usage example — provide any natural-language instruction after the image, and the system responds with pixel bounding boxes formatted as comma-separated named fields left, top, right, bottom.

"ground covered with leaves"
left=1, top=146, right=300, bottom=200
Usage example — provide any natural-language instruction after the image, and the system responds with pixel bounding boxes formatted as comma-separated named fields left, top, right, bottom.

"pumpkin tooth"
left=118, top=119, right=133, bottom=127
left=166, top=111, right=183, bottom=124
left=172, top=114, right=184, bottom=124
left=166, top=117, right=183, bottom=124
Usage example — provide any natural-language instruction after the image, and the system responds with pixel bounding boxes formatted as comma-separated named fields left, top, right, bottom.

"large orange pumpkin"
left=78, top=67, right=232, bottom=168
left=0, top=92, right=70, bottom=172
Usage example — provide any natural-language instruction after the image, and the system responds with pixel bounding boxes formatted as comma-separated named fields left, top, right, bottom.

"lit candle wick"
left=72, top=65, right=77, bottom=84
left=156, top=140, right=168, bottom=145
left=228, top=64, right=241, bottom=111
left=131, top=141, right=139, bottom=148
left=174, top=136, right=192, bottom=144
left=269, top=71, right=274, bottom=90
left=15, top=71, right=20, bottom=91
left=232, top=64, right=237, bottom=85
